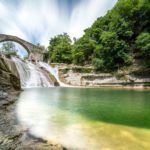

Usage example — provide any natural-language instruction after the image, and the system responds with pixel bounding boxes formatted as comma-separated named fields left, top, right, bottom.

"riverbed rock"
left=40, top=66, right=60, bottom=86
left=0, top=55, right=21, bottom=91
left=56, top=63, right=150, bottom=88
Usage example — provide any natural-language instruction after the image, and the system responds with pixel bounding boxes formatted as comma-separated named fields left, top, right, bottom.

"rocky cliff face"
left=0, top=54, right=20, bottom=112
left=0, top=55, right=21, bottom=92
left=0, top=55, right=21, bottom=149
left=57, top=64, right=150, bottom=88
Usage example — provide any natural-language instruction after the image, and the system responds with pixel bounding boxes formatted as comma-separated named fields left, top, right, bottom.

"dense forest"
left=48, top=0, right=150, bottom=71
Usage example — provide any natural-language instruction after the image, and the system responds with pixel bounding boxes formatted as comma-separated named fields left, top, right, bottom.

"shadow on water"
left=48, top=87, right=150, bottom=129
left=18, top=87, right=150, bottom=129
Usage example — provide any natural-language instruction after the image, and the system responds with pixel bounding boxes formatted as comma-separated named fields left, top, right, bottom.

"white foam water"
left=12, top=57, right=53, bottom=88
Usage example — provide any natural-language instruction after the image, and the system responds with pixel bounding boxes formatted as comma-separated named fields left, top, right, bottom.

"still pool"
left=16, top=87, right=150, bottom=150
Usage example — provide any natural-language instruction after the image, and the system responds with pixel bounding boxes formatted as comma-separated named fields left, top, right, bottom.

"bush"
left=136, top=32, right=150, bottom=66
left=92, top=58, right=104, bottom=70
left=5, top=51, right=18, bottom=58
left=136, top=32, right=150, bottom=57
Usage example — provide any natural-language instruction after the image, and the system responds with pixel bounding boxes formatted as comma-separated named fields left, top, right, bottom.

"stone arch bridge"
left=0, top=34, right=46, bottom=61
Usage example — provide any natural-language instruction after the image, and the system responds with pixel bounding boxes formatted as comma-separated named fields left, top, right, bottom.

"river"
left=16, top=87, right=150, bottom=150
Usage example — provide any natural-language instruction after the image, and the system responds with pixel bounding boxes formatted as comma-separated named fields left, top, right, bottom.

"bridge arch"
left=0, top=34, right=45, bottom=61
left=0, top=41, right=29, bottom=58
left=0, top=38, right=30, bottom=54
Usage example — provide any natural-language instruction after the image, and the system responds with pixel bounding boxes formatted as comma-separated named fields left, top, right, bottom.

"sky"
left=0, top=0, right=117, bottom=56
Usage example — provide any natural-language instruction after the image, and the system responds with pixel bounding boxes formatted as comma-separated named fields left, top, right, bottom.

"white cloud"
left=0, top=0, right=117, bottom=48
left=68, top=0, right=117, bottom=39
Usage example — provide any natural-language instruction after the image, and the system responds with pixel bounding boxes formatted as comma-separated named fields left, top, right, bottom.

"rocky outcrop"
left=57, top=64, right=150, bottom=88
left=0, top=55, right=21, bottom=149
left=0, top=55, right=21, bottom=91
left=40, top=67, right=59, bottom=86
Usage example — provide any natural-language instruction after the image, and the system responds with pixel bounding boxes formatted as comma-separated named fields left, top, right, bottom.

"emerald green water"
left=16, top=87, right=150, bottom=150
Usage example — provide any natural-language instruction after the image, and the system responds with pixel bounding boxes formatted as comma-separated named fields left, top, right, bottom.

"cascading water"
left=12, top=57, right=53, bottom=88
left=38, top=62, right=69, bottom=87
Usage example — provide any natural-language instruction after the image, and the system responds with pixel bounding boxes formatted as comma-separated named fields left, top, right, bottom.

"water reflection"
left=16, top=87, right=150, bottom=150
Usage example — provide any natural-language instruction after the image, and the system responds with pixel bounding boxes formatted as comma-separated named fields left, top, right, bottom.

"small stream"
left=16, top=87, right=150, bottom=150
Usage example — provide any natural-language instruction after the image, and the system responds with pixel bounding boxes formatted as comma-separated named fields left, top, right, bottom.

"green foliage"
left=80, top=0, right=149, bottom=70
left=92, top=31, right=133, bottom=70
left=0, top=42, right=18, bottom=58
left=92, top=58, right=104, bottom=70
left=5, top=51, right=18, bottom=58
left=72, top=37, right=95, bottom=65
left=48, top=33, right=72, bottom=63
left=48, top=0, right=150, bottom=71
left=1, top=42, right=16, bottom=52
left=136, top=32, right=150, bottom=56
left=136, top=32, right=150, bottom=66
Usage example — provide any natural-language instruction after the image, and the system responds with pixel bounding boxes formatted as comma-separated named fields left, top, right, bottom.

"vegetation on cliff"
left=0, top=42, right=18, bottom=58
left=48, top=0, right=150, bottom=71
left=48, top=33, right=72, bottom=63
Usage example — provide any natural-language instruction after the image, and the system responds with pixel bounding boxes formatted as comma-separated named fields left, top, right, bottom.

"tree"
left=92, top=31, right=132, bottom=70
left=47, top=0, right=149, bottom=71
left=1, top=42, right=16, bottom=52
left=0, top=42, right=18, bottom=58
left=136, top=32, right=150, bottom=56
left=136, top=32, right=150, bottom=66
left=72, top=37, right=96, bottom=65
left=48, top=33, right=72, bottom=63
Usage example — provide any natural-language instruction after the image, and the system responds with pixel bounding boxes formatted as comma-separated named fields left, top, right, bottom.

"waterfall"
left=38, top=62, right=69, bottom=87
left=12, top=57, right=53, bottom=88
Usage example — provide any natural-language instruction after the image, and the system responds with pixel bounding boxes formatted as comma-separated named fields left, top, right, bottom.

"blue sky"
left=0, top=0, right=117, bottom=56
